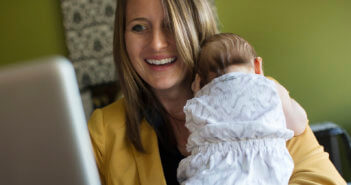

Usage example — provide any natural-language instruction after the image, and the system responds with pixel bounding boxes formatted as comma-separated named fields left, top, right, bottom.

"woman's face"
left=125, top=0, right=189, bottom=93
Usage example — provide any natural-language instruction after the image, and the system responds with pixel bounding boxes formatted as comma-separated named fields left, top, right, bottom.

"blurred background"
left=215, top=0, right=351, bottom=133
left=0, top=0, right=350, bottom=180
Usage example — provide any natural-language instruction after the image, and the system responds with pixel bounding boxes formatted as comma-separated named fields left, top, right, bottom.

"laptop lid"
left=0, top=56, right=101, bottom=185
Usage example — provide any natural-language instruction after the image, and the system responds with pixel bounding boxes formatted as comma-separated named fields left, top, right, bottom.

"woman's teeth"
left=145, top=58, right=176, bottom=65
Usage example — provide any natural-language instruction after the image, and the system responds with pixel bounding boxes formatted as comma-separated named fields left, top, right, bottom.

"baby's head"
left=194, top=33, right=262, bottom=91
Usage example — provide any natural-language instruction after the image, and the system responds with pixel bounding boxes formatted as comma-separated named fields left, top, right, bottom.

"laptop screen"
left=0, top=56, right=101, bottom=185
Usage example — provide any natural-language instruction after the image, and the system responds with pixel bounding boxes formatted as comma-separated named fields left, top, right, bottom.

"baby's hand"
left=191, top=74, right=201, bottom=94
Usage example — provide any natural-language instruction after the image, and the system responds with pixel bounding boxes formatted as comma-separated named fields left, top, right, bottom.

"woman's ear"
left=254, top=57, right=264, bottom=75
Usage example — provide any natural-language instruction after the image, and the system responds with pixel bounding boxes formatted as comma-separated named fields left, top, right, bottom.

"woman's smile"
left=145, top=56, right=177, bottom=65
left=144, top=56, right=177, bottom=71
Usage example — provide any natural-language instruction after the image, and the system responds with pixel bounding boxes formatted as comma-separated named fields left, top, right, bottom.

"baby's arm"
left=274, top=81, right=308, bottom=136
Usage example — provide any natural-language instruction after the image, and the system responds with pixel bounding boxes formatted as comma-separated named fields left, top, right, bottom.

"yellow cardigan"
left=88, top=98, right=346, bottom=185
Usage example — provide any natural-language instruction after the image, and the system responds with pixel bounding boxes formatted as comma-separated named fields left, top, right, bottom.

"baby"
left=177, top=33, right=307, bottom=185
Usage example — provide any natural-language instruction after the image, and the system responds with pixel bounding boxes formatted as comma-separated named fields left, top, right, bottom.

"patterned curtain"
left=60, top=0, right=117, bottom=90
left=60, top=0, right=118, bottom=117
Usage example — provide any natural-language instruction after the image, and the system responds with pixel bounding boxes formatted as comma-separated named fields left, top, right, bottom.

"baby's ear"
left=191, top=74, right=201, bottom=93
left=254, top=57, right=264, bottom=75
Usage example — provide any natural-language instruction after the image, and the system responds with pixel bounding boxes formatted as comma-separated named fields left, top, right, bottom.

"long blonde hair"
left=113, top=0, right=219, bottom=152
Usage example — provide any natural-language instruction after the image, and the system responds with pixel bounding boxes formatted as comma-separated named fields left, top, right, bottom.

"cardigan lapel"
left=131, top=120, right=167, bottom=185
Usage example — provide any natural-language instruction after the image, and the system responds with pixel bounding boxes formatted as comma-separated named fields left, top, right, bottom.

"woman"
left=88, top=0, right=346, bottom=184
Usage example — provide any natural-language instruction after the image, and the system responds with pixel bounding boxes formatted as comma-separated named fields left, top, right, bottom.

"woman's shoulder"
left=287, top=125, right=346, bottom=184
left=88, top=98, right=127, bottom=132
left=102, top=98, right=126, bottom=120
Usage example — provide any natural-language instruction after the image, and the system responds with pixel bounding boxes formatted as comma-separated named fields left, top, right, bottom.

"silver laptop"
left=0, top=56, right=101, bottom=185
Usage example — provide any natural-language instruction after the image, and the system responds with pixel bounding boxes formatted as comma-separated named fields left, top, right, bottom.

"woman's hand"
left=274, top=81, right=308, bottom=136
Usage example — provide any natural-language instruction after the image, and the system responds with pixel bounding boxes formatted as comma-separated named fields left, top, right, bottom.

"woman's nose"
left=150, top=28, right=169, bottom=51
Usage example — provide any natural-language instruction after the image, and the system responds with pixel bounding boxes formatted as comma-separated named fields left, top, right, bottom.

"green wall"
left=216, top=0, right=351, bottom=131
left=0, top=1, right=67, bottom=66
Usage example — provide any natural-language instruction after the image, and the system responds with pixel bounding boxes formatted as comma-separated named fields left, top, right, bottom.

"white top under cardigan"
left=177, top=72, right=294, bottom=185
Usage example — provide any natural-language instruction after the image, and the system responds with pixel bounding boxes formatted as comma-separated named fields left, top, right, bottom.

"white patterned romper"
left=177, top=72, right=294, bottom=185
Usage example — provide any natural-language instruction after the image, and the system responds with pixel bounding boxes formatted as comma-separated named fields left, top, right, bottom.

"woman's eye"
left=132, top=24, right=146, bottom=32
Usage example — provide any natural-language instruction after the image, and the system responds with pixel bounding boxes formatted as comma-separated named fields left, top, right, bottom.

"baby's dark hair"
left=196, top=33, right=257, bottom=87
